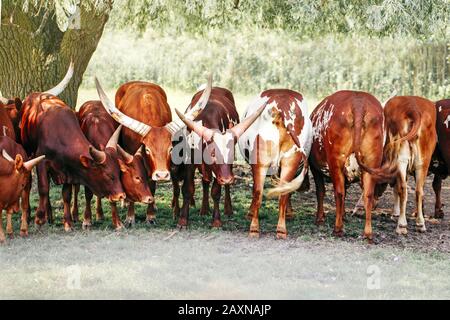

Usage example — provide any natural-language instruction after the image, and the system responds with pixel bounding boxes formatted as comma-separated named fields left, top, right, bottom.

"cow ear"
left=14, top=154, right=24, bottom=170
left=14, top=98, right=22, bottom=111
left=117, top=158, right=128, bottom=172
left=79, top=155, right=92, bottom=168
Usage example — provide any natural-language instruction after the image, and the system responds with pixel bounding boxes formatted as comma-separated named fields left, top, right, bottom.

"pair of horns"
left=95, top=75, right=213, bottom=137
left=2, top=150, right=46, bottom=171
left=174, top=101, right=267, bottom=142
left=88, top=125, right=123, bottom=164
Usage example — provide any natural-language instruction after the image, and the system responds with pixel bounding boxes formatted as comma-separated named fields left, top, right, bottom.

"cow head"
left=174, top=103, right=266, bottom=185
left=117, top=144, right=154, bottom=204
left=0, top=150, right=45, bottom=194
left=79, top=126, right=126, bottom=202
left=95, top=76, right=212, bottom=182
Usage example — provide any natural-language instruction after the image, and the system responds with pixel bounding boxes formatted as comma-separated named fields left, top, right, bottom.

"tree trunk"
left=0, top=1, right=112, bottom=108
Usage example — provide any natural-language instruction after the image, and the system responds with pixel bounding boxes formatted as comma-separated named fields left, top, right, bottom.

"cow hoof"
left=124, top=218, right=135, bottom=228
left=249, top=230, right=260, bottom=238
left=363, top=233, right=373, bottom=244
left=64, top=224, right=73, bottom=232
left=7, top=233, right=14, bottom=239
left=20, top=230, right=28, bottom=238
left=114, top=223, right=125, bottom=232
left=82, top=222, right=92, bottom=230
left=396, top=225, right=408, bottom=235
left=211, top=220, right=222, bottom=228
left=416, top=224, right=426, bottom=233
left=34, top=217, right=46, bottom=226
left=276, top=231, right=287, bottom=240
left=435, top=210, right=444, bottom=219
left=177, top=218, right=188, bottom=229
left=146, top=219, right=156, bottom=226
left=333, top=229, right=344, bottom=237
left=315, top=216, right=325, bottom=225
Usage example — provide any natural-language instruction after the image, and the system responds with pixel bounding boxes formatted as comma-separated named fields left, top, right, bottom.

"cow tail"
left=266, top=151, right=308, bottom=198
left=382, top=108, right=421, bottom=170
left=352, top=99, right=397, bottom=184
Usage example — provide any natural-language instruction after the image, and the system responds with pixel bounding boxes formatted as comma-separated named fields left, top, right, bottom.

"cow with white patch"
left=238, top=89, right=312, bottom=239
left=309, top=90, right=396, bottom=241
left=381, top=96, right=436, bottom=234
left=174, top=87, right=266, bottom=228
left=431, top=99, right=450, bottom=218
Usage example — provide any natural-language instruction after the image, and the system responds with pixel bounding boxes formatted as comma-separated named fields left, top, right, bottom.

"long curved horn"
left=2, top=149, right=14, bottom=162
left=106, top=125, right=122, bottom=150
left=95, top=77, right=151, bottom=136
left=230, top=102, right=267, bottom=138
left=44, top=60, right=74, bottom=96
left=117, top=145, right=133, bottom=164
left=89, top=146, right=106, bottom=164
left=165, top=74, right=212, bottom=135
left=174, top=108, right=214, bottom=142
left=0, top=91, right=9, bottom=104
left=23, top=155, right=45, bottom=171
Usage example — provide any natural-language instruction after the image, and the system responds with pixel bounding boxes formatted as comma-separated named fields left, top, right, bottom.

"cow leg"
left=286, top=195, right=294, bottom=220
left=0, top=206, right=5, bottom=243
left=414, top=166, right=428, bottom=233
left=178, top=165, right=195, bottom=228
left=330, top=166, right=346, bottom=236
left=432, top=174, right=444, bottom=218
left=211, top=178, right=222, bottom=228
left=171, top=178, right=180, bottom=220
left=83, top=187, right=94, bottom=230
left=361, top=172, right=375, bottom=242
left=248, top=164, right=269, bottom=237
left=146, top=180, right=157, bottom=224
left=311, top=165, right=326, bottom=225
left=35, top=160, right=50, bottom=226
left=125, top=202, right=136, bottom=227
left=6, top=208, right=14, bottom=238
left=21, top=175, right=32, bottom=225
left=20, top=176, right=32, bottom=236
left=200, top=180, right=210, bottom=216
left=71, top=184, right=80, bottom=223
left=110, top=202, right=124, bottom=231
left=96, top=197, right=104, bottom=221
left=62, top=183, right=73, bottom=232
left=224, top=185, right=233, bottom=216
left=395, top=161, right=408, bottom=235
left=276, top=161, right=298, bottom=239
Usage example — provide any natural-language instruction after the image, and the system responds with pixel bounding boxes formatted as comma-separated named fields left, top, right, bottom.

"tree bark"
left=0, top=1, right=113, bottom=108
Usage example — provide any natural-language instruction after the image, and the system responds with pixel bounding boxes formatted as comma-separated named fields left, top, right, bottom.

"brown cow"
left=237, top=89, right=312, bottom=238
left=431, top=99, right=450, bottom=218
left=309, top=90, right=396, bottom=241
left=174, top=86, right=266, bottom=228
left=95, top=77, right=212, bottom=224
left=0, top=98, right=22, bottom=141
left=74, top=100, right=153, bottom=230
left=0, top=138, right=45, bottom=243
left=0, top=101, right=16, bottom=140
left=20, top=93, right=126, bottom=231
left=381, top=96, right=437, bottom=234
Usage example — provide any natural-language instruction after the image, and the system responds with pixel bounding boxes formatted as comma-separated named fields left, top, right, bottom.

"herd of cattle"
left=0, top=63, right=449, bottom=244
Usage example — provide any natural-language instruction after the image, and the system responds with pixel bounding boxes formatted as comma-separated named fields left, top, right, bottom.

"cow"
left=95, top=77, right=212, bottom=224
left=378, top=96, right=436, bottom=235
left=0, top=137, right=45, bottom=243
left=20, top=91, right=126, bottom=231
left=431, top=99, right=450, bottom=218
left=309, top=90, right=397, bottom=241
left=174, top=86, right=266, bottom=228
left=0, top=98, right=22, bottom=141
left=73, top=100, right=153, bottom=230
left=237, top=89, right=312, bottom=238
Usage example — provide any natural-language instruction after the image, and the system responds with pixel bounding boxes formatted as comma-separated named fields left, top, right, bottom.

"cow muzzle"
left=141, top=195, right=154, bottom=204
left=109, top=192, right=126, bottom=202
left=152, top=170, right=171, bottom=181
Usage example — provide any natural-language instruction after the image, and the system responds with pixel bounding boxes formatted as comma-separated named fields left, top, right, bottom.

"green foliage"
left=109, top=0, right=450, bottom=38
left=82, top=29, right=449, bottom=101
